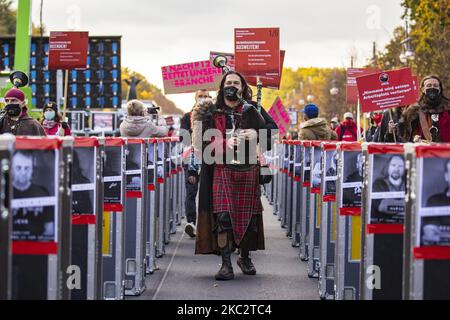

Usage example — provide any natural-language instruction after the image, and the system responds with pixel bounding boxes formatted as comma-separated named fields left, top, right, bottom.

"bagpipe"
left=213, top=55, right=271, bottom=184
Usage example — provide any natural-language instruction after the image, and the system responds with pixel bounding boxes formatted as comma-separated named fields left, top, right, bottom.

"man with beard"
left=427, top=160, right=450, bottom=207
left=12, top=151, right=53, bottom=241
left=343, top=152, right=363, bottom=207
left=325, top=150, right=338, bottom=195
left=371, top=155, right=406, bottom=223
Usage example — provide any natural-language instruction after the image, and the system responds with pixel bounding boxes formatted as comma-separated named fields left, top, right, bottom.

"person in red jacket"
left=40, top=102, right=71, bottom=136
left=335, top=112, right=362, bottom=141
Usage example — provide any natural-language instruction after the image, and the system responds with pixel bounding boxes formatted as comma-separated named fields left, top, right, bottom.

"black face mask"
left=425, top=88, right=441, bottom=105
left=4, top=104, right=22, bottom=117
left=223, top=86, right=240, bottom=102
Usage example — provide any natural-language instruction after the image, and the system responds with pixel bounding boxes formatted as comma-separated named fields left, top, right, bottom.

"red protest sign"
left=268, top=97, right=290, bottom=138
left=161, top=60, right=223, bottom=94
left=247, top=50, right=285, bottom=90
left=210, top=50, right=285, bottom=90
left=48, top=31, right=89, bottom=70
left=235, top=28, right=280, bottom=77
left=346, top=68, right=378, bottom=104
left=356, top=68, right=418, bottom=113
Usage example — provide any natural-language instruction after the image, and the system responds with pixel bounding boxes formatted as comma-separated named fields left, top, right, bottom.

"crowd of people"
left=1, top=71, right=449, bottom=282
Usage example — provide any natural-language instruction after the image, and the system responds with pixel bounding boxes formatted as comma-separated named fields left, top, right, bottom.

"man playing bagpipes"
left=192, top=71, right=277, bottom=280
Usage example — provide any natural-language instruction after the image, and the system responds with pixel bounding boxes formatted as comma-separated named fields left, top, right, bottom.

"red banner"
left=356, top=68, right=419, bottom=113
left=346, top=68, right=378, bottom=104
left=235, top=28, right=280, bottom=77
left=268, top=97, right=290, bottom=138
left=48, top=31, right=89, bottom=70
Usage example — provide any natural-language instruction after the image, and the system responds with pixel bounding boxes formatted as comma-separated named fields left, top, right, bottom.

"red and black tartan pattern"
left=212, top=164, right=263, bottom=245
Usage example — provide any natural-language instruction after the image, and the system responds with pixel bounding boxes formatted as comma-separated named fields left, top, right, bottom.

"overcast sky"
left=19, top=0, right=404, bottom=111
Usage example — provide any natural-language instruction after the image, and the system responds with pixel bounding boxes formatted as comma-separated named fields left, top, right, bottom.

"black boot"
left=237, top=248, right=256, bottom=275
left=215, top=247, right=234, bottom=281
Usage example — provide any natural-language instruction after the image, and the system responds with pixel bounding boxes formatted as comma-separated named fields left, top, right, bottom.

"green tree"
left=260, top=67, right=350, bottom=123
left=0, top=0, right=16, bottom=35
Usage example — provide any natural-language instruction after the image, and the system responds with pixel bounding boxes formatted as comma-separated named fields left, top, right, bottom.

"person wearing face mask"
left=417, top=75, right=450, bottom=142
left=192, top=71, right=277, bottom=281
left=40, top=102, right=71, bottom=136
left=0, top=88, right=45, bottom=136
left=335, top=112, right=362, bottom=142
left=180, top=90, right=212, bottom=238
left=365, top=111, right=382, bottom=142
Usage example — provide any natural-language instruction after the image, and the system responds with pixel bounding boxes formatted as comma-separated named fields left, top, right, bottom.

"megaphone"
left=9, top=71, right=29, bottom=88
left=213, top=55, right=231, bottom=75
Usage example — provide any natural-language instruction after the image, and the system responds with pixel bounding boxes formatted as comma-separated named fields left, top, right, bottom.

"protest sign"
left=162, top=60, right=222, bottom=94
left=48, top=31, right=89, bottom=70
left=268, top=97, right=290, bottom=137
left=356, top=68, right=418, bottom=113
left=235, top=28, right=280, bottom=77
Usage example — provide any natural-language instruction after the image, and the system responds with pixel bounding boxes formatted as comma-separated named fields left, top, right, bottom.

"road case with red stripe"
left=12, top=137, right=71, bottom=300
left=102, top=138, right=126, bottom=300
left=404, top=144, right=450, bottom=299
left=155, top=138, right=166, bottom=257
left=335, top=142, right=362, bottom=300
left=124, top=138, right=147, bottom=296
left=360, top=143, right=405, bottom=300
left=300, top=141, right=312, bottom=261
left=308, top=141, right=323, bottom=278
left=290, top=141, right=302, bottom=247
left=71, top=137, right=104, bottom=300
left=0, top=135, right=14, bottom=300
left=318, top=142, right=338, bottom=300
left=146, top=139, right=157, bottom=274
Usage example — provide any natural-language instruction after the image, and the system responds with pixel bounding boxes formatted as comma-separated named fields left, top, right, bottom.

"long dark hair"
left=419, top=75, right=449, bottom=103
left=215, top=71, right=253, bottom=109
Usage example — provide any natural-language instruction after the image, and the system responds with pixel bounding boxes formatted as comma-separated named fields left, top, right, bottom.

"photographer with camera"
left=119, top=99, right=168, bottom=138
left=0, top=88, right=45, bottom=136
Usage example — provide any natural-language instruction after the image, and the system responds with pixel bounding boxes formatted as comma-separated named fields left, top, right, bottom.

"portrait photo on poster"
left=72, top=148, right=95, bottom=215
left=420, top=216, right=450, bottom=246
left=126, top=144, right=142, bottom=191
left=311, top=148, right=322, bottom=189
left=324, top=150, right=338, bottom=196
left=147, top=145, right=155, bottom=184
left=342, top=151, right=363, bottom=208
left=370, top=154, right=406, bottom=224
left=11, top=150, right=57, bottom=242
left=421, top=158, right=450, bottom=209
left=157, top=143, right=165, bottom=179
left=103, top=146, right=122, bottom=204
left=294, top=146, right=302, bottom=177
left=303, top=147, right=311, bottom=183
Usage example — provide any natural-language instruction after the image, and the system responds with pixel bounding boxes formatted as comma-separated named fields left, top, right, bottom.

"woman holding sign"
left=192, top=71, right=277, bottom=281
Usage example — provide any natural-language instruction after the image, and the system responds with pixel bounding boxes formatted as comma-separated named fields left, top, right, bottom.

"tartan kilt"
left=212, top=164, right=263, bottom=245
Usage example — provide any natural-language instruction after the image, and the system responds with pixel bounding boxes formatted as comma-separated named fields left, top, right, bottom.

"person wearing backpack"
left=335, top=112, right=362, bottom=142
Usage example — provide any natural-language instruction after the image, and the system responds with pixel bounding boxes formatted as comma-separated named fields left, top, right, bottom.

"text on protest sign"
left=161, top=60, right=223, bottom=94
left=210, top=50, right=285, bottom=89
left=346, top=68, right=378, bottom=104
left=356, top=68, right=419, bottom=113
left=235, top=28, right=280, bottom=77
left=48, top=31, right=89, bottom=70
left=268, top=97, right=290, bottom=138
